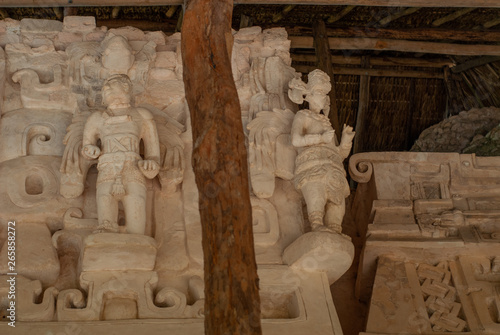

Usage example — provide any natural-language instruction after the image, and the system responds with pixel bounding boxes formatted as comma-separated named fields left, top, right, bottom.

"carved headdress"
left=288, top=69, right=331, bottom=116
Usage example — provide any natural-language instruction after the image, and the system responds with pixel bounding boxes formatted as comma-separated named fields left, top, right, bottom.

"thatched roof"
left=1, top=4, right=500, bottom=152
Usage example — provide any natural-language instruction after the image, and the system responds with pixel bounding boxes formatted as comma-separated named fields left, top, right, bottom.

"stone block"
left=0, top=222, right=60, bottom=286
left=63, top=16, right=96, bottom=33
left=21, top=18, right=62, bottom=33
left=81, top=233, right=157, bottom=272
left=154, top=51, right=177, bottom=69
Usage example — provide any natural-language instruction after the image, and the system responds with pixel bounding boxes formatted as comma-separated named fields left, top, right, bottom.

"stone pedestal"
left=283, top=231, right=354, bottom=284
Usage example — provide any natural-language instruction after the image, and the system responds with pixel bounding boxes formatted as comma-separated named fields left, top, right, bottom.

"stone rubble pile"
left=411, top=107, right=500, bottom=154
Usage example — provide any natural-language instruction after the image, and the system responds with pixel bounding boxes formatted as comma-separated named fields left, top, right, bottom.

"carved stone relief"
left=0, top=16, right=352, bottom=334
left=351, top=152, right=500, bottom=335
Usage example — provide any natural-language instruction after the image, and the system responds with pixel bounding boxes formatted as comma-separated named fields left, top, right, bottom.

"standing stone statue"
left=81, top=74, right=160, bottom=234
left=289, top=70, right=355, bottom=234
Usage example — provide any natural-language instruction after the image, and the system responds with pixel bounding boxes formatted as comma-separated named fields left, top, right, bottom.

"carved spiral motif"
left=348, top=154, right=374, bottom=183
left=154, top=287, right=187, bottom=311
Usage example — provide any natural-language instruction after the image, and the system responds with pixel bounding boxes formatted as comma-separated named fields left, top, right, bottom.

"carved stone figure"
left=81, top=74, right=160, bottom=234
left=288, top=70, right=355, bottom=233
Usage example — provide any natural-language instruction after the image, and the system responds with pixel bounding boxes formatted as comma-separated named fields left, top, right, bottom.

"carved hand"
left=139, top=160, right=160, bottom=179
left=81, top=144, right=101, bottom=160
left=321, top=129, right=335, bottom=143
left=341, top=124, right=355, bottom=142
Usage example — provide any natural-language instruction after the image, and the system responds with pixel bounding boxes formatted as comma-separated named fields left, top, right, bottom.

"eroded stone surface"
left=412, top=106, right=500, bottom=153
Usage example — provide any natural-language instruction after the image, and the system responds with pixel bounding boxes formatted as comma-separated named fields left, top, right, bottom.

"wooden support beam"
left=0, top=0, right=499, bottom=8
left=291, top=54, right=454, bottom=68
left=482, top=17, right=500, bottom=29
left=63, top=7, right=78, bottom=16
left=0, top=9, right=9, bottom=19
left=181, top=0, right=261, bottom=334
left=272, top=4, right=296, bottom=23
left=111, top=6, right=121, bottom=19
left=293, top=64, right=444, bottom=79
left=327, top=5, right=355, bottom=24
left=286, top=26, right=500, bottom=43
left=432, top=8, right=475, bottom=27
left=404, top=79, right=416, bottom=150
left=353, top=56, right=369, bottom=154
left=240, top=14, right=253, bottom=28
left=290, top=37, right=500, bottom=56
left=451, top=56, right=500, bottom=73
left=175, top=6, right=183, bottom=32
left=53, top=7, right=63, bottom=20
left=313, top=20, right=341, bottom=142
left=165, top=5, right=177, bottom=18
left=378, top=7, right=421, bottom=26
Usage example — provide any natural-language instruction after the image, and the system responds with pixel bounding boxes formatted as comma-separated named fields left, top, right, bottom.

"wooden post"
left=313, top=20, right=341, bottom=142
left=404, top=79, right=416, bottom=150
left=353, top=56, right=370, bottom=154
left=181, top=1, right=262, bottom=335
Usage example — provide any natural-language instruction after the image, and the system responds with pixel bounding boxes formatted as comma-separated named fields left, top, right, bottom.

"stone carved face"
left=101, top=35, right=135, bottom=75
left=304, top=70, right=331, bottom=113
left=102, top=75, right=133, bottom=107
left=305, top=89, right=329, bottom=113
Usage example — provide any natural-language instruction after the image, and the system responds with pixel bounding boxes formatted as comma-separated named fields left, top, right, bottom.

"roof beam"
left=291, top=54, right=454, bottom=68
left=293, top=64, right=444, bottom=79
left=286, top=27, right=500, bottom=43
left=0, top=1, right=499, bottom=8
left=291, top=37, right=500, bottom=56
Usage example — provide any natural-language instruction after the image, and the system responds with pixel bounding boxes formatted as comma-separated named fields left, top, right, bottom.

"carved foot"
left=312, top=223, right=351, bottom=240
left=93, top=220, right=119, bottom=234
left=312, top=224, right=335, bottom=233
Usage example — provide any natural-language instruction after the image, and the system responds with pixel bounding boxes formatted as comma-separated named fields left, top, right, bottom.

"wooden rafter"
left=165, top=5, right=177, bottom=18
left=293, top=65, right=444, bottom=79
left=482, top=17, right=500, bottom=29
left=432, top=7, right=475, bottom=27
left=0, top=0, right=499, bottom=8
left=451, top=56, right=500, bottom=73
left=327, top=5, right=355, bottom=24
left=272, top=4, right=296, bottom=23
left=291, top=37, right=500, bottom=56
left=378, top=7, right=421, bottom=26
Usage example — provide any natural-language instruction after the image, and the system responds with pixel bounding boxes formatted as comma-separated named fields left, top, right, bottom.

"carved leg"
left=300, top=182, right=327, bottom=231
left=325, top=199, right=345, bottom=234
left=96, top=181, right=119, bottom=233
left=122, top=182, right=147, bottom=235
